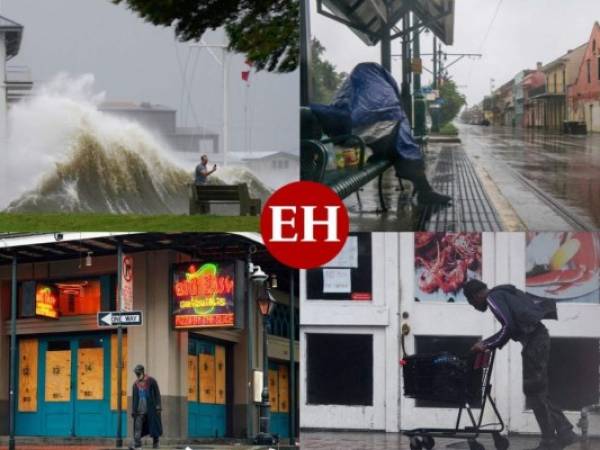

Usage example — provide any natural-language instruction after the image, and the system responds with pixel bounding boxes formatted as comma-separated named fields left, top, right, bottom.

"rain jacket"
left=132, top=375, right=163, bottom=438
left=310, top=62, right=423, bottom=160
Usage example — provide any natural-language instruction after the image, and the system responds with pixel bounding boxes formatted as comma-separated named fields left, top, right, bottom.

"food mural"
left=414, top=233, right=483, bottom=302
left=526, top=232, right=600, bottom=303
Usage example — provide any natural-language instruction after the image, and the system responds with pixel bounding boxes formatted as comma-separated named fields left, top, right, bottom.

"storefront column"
left=127, top=250, right=187, bottom=440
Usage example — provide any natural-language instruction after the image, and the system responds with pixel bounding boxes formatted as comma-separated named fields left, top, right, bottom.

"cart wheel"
left=468, top=439, right=485, bottom=450
left=492, top=432, right=510, bottom=450
left=422, top=435, right=435, bottom=450
left=410, top=436, right=423, bottom=450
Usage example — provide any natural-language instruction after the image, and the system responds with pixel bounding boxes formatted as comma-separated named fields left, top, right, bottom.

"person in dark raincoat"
left=464, top=280, right=578, bottom=450
left=129, top=364, right=163, bottom=450
left=310, top=62, right=451, bottom=205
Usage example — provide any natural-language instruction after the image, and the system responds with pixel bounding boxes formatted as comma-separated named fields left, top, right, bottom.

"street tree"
left=311, top=38, right=347, bottom=104
left=438, top=79, right=467, bottom=126
left=113, top=0, right=299, bottom=73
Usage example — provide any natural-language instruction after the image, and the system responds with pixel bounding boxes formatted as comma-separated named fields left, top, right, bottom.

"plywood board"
left=215, top=345, right=226, bottom=405
left=278, top=365, right=289, bottom=413
left=188, top=355, right=198, bottom=402
left=111, top=334, right=128, bottom=410
left=45, top=350, right=71, bottom=402
left=198, top=353, right=216, bottom=404
left=78, top=347, right=104, bottom=400
left=269, top=369, right=278, bottom=412
left=18, top=339, right=38, bottom=412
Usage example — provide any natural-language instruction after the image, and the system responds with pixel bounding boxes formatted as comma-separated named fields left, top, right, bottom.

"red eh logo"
left=260, top=181, right=349, bottom=269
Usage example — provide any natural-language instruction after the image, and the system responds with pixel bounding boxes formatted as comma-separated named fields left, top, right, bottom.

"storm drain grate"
left=417, top=147, right=503, bottom=231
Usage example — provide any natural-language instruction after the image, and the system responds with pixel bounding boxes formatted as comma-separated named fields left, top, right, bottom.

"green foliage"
left=310, top=38, right=346, bottom=104
left=439, top=122, right=458, bottom=135
left=113, top=0, right=299, bottom=73
left=438, top=79, right=466, bottom=126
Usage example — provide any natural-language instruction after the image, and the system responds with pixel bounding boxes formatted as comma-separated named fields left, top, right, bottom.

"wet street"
left=460, top=124, right=600, bottom=229
left=300, top=431, right=599, bottom=450
left=345, top=125, right=600, bottom=231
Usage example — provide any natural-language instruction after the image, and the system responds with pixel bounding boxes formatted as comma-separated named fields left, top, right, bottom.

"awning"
left=318, top=0, right=454, bottom=45
left=0, top=232, right=292, bottom=291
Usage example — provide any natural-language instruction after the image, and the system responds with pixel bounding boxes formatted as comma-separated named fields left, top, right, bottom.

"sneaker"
left=557, top=429, right=579, bottom=448
left=153, top=442, right=160, bottom=449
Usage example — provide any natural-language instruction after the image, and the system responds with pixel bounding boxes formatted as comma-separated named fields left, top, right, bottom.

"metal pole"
left=288, top=270, right=296, bottom=444
left=8, top=256, right=17, bottom=450
left=246, top=253, right=254, bottom=439
left=412, top=15, right=426, bottom=137
left=222, top=49, right=228, bottom=167
left=116, top=242, right=123, bottom=448
left=380, top=26, right=392, bottom=72
left=254, top=311, right=275, bottom=445
left=300, top=0, right=312, bottom=105
left=433, top=36, right=438, bottom=89
left=401, top=12, right=412, bottom=123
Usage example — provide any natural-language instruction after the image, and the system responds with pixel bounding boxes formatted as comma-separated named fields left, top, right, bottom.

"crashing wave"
left=2, top=73, right=271, bottom=214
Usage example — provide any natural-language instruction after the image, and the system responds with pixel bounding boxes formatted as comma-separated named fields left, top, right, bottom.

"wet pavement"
left=459, top=124, right=599, bottom=230
left=345, top=124, right=599, bottom=231
left=300, top=431, right=600, bottom=450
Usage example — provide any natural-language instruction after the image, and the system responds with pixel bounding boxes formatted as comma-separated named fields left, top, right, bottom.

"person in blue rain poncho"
left=310, top=62, right=452, bottom=205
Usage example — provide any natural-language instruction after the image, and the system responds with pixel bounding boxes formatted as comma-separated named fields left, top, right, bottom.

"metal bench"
left=189, top=184, right=261, bottom=216
left=300, top=107, right=394, bottom=212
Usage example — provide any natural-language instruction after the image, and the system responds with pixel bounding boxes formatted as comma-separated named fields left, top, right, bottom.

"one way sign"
left=97, top=311, right=143, bottom=327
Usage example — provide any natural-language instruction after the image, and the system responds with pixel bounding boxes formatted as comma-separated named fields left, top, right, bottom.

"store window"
left=19, top=276, right=115, bottom=318
left=306, top=333, right=373, bottom=406
left=306, top=233, right=372, bottom=301
left=526, top=338, right=600, bottom=411
left=413, top=335, right=482, bottom=408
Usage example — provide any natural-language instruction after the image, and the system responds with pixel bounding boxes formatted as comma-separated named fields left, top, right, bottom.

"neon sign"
left=172, top=262, right=236, bottom=329
left=35, top=284, right=59, bottom=319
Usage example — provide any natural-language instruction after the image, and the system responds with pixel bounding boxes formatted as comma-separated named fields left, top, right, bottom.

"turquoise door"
left=188, top=338, right=228, bottom=437
left=269, top=361, right=290, bottom=439
left=16, top=333, right=126, bottom=437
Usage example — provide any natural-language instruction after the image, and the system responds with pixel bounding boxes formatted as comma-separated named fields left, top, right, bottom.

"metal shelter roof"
left=0, top=232, right=295, bottom=293
left=0, top=15, right=24, bottom=59
left=318, top=0, right=454, bottom=45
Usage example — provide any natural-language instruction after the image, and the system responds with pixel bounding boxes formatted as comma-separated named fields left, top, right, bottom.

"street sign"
left=121, top=254, right=134, bottom=312
left=97, top=311, right=143, bottom=327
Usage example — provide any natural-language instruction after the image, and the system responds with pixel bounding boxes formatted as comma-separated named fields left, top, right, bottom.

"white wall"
left=300, top=233, right=400, bottom=431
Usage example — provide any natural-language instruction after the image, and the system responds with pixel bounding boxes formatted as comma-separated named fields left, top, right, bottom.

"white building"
left=300, top=232, right=600, bottom=436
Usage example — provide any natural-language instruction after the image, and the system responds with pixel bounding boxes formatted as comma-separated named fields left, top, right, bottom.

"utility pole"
left=432, top=36, right=438, bottom=90
left=412, top=14, right=426, bottom=137
left=401, top=12, right=412, bottom=124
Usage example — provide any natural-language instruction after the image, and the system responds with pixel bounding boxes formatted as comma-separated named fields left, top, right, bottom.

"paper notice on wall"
left=323, top=269, right=352, bottom=293
left=323, top=236, right=358, bottom=268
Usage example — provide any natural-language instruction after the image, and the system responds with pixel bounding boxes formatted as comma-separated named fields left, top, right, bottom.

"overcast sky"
left=2, top=0, right=299, bottom=153
left=311, top=0, right=600, bottom=105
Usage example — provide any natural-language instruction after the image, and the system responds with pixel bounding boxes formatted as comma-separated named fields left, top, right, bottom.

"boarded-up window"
left=77, top=339, right=104, bottom=401
left=18, top=339, right=38, bottom=412
left=45, top=343, right=71, bottom=402
left=215, top=345, right=226, bottom=405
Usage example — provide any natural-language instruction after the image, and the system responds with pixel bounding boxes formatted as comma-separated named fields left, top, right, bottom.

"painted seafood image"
left=526, top=232, right=600, bottom=302
left=414, top=232, right=482, bottom=302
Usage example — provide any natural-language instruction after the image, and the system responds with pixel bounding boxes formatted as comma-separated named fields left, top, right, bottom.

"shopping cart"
left=401, top=349, right=508, bottom=450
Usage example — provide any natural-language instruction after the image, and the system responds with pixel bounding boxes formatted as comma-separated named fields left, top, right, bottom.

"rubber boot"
left=394, top=159, right=452, bottom=205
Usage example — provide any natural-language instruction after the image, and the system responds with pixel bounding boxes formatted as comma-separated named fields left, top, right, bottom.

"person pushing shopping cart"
left=464, top=280, right=579, bottom=450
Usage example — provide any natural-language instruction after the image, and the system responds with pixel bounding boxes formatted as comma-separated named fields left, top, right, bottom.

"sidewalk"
left=0, top=437, right=297, bottom=450
left=300, top=431, right=600, bottom=450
